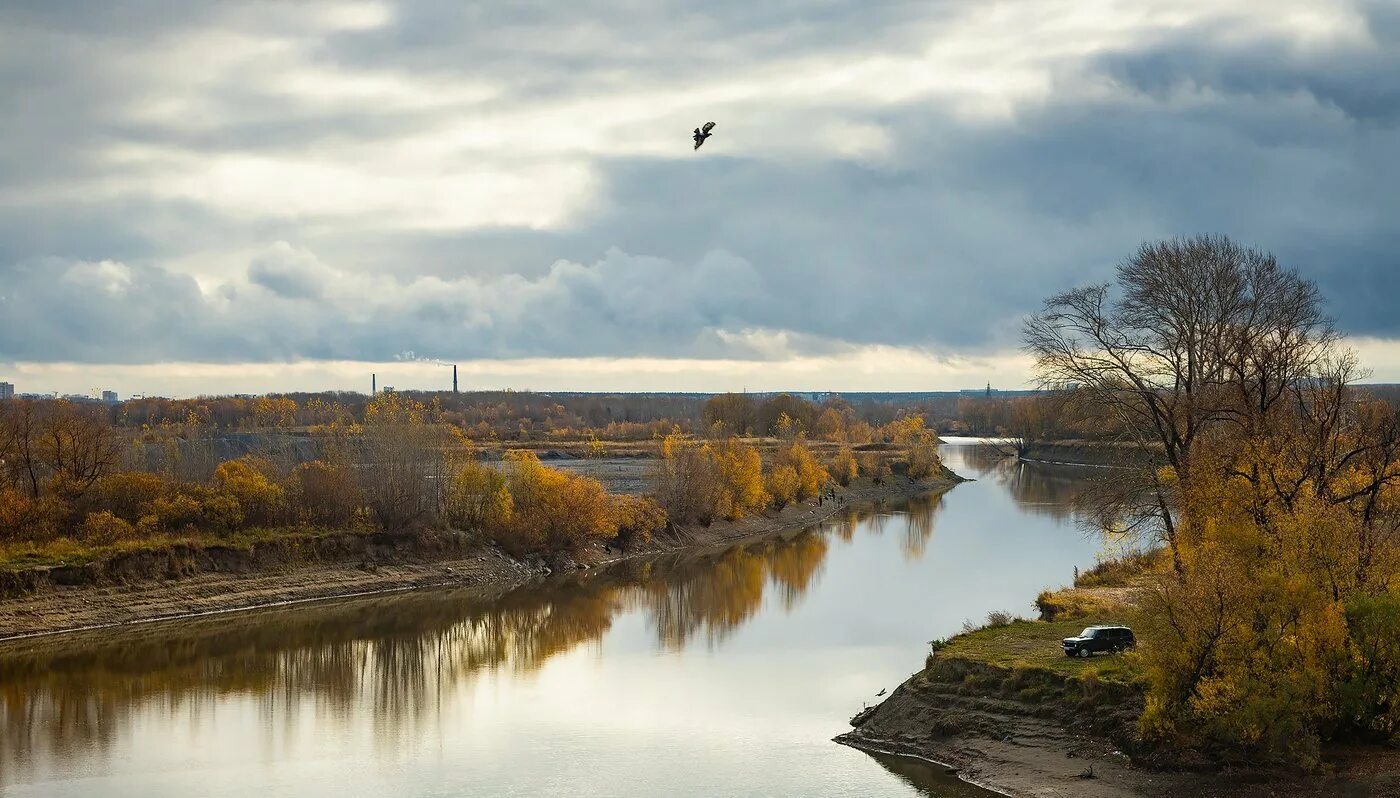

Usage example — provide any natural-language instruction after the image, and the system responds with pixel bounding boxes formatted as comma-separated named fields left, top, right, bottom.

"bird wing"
left=702, top=121, right=715, bottom=133
left=694, top=139, right=703, bottom=150
left=694, top=127, right=702, bottom=137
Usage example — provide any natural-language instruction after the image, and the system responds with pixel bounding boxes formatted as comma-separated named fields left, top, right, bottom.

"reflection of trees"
left=638, top=531, right=830, bottom=646
left=942, top=444, right=1095, bottom=522
left=899, top=492, right=944, bottom=560
left=0, top=531, right=837, bottom=784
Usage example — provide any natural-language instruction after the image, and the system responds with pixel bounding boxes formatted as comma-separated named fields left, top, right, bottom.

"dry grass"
left=935, top=617, right=1142, bottom=684
left=0, top=526, right=344, bottom=571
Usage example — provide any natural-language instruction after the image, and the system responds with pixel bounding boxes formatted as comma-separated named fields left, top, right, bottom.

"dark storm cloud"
left=1, top=0, right=1399, bottom=366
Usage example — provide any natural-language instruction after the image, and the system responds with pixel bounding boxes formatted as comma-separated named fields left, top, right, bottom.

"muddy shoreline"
left=837, top=656, right=1400, bottom=798
left=0, top=474, right=954, bottom=643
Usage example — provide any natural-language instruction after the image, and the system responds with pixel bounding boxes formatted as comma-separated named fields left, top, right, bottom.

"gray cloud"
left=1, top=0, right=1399, bottom=368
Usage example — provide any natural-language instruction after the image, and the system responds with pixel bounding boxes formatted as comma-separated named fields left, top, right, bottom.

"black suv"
left=1061, top=625, right=1135, bottom=658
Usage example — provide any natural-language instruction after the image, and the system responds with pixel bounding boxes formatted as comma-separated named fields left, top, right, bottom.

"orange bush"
left=611, top=494, right=667, bottom=548
left=495, top=451, right=616, bottom=554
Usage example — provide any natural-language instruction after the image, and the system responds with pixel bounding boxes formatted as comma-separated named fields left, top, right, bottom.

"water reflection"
left=0, top=504, right=909, bottom=785
left=1, top=444, right=1100, bottom=797
left=947, top=444, right=1098, bottom=522
left=868, top=753, right=1002, bottom=798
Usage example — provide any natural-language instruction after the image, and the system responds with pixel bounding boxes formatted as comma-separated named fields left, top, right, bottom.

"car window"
left=1080, top=628, right=1096, bottom=638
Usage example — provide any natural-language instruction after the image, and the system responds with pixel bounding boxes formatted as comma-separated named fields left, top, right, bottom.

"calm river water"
left=0, top=440, right=1105, bottom=797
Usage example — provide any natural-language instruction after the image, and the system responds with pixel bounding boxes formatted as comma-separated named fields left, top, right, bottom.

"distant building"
left=102, top=390, right=119, bottom=404
left=0, top=382, right=12, bottom=400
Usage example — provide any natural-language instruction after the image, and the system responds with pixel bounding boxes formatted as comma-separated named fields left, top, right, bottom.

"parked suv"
left=1061, top=625, right=1135, bottom=658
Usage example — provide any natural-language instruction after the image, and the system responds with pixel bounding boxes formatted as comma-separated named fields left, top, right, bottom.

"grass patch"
left=1075, top=548, right=1167, bottom=588
left=1035, top=586, right=1125, bottom=621
left=935, top=617, right=1143, bottom=684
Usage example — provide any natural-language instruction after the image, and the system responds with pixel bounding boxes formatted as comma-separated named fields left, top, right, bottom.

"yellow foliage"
left=829, top=446, right=859, bottom=486
left=446, top=460, right=513, bottom=532
left=768, top=465, right=800, bottom=508
left=773, top=440, right=827, bottom=499
left=712, top=438, right=769, bottom=519
left=77, top=510, right=137, bottom=544
left=213, top=456, right=285, bottom=526
left=93, top=472, right=168, bottom=522
left=493, top=451, right=616, bottom=554
left=75, top=509, right=136, bottom=540
left=610, top=494, right=667, bottom=547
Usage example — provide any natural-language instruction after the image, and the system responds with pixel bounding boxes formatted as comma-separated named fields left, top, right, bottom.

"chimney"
left=453, top=364, right=458, bottom=393
left=372, top=373, right=377, bottom=395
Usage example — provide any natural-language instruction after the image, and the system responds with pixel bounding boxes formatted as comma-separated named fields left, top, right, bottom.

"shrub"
left=773, top=440, right=828, bottom=500
left=495, top=451, right=616, bottom=555
left=149, top=492, right=203, bottom=531
left=1034, top=587, right=1119, bottom=621
left=92, top=472, right=168, bottom=522
left=712, top=438, right=769, bottom=518
left=654, top=435, right=767, bottom=523
left=1074, top=549, right=1165, bottom=588
left=1340, top=593, right=1400, bottom=738
left=611, top=494, right=667, bottom=548
left=77, top=510, right=137, bottom=544
left=768, top=465, right=800, bottom=509
left=0, top=488, right=61, bottom=542
left=829, top=446, right=859, bottom=486
left=859, top=453, right=891, bottom=482
left=291, top=460, right=359, bottom=527
left=653, top=434, right=722, bottom=525
left=213, top=456, right=285, bottom=526
left=446, top=460, right=512, bottom=532
left=200, top=491, right=245, bottom=530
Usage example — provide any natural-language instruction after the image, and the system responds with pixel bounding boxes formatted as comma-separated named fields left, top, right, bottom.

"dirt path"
left=0, top=475, right=952, bottom=642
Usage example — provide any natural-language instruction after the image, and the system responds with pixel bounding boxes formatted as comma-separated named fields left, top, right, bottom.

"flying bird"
left=693, top=121, right=716, bottom=150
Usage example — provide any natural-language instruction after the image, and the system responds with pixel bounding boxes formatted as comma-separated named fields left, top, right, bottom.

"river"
left=0, top=440, right=1106, bottom=797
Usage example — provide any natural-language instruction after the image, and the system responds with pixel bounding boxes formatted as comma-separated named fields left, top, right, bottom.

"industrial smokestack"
left=372, top=373, right=377, bottom=395
left=453, top=364, right=458, bottom=393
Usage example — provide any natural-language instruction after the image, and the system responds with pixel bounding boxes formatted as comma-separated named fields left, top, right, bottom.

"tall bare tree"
left=1023, top=235, right=1335, bottom=568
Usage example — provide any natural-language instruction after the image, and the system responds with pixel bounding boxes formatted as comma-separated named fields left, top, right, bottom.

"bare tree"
left=1024, top=235, right=1335, bottom=570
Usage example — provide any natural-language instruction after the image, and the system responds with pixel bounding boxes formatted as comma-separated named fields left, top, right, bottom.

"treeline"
left=98, top=389, right=964, bottom=445
left=1026, top=235, right=1400, bottom=765
left=0, top=391, right=947, bottom=562
left=0, top=394, right=667, bottom=557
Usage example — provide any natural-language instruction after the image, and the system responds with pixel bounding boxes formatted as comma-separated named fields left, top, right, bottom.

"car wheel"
left=1078, top=648, right=1091, bottom=658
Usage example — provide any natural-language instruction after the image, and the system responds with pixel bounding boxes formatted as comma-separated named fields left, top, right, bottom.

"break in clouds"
left=2, top=0, right=1400, bottom=369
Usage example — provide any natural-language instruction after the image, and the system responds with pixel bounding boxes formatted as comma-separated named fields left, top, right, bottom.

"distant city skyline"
left=8, top=333, right=1400, bottom=399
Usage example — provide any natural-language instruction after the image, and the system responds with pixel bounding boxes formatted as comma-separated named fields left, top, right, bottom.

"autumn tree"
left=1024, top=234, right=1335, bottom=565
left=1027, top=236, right=1400, bottom=763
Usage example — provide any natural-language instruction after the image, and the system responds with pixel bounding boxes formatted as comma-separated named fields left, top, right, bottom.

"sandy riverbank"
left=0, top=473, right=955, bottom=643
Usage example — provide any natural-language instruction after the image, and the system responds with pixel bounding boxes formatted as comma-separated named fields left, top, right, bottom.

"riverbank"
left=0, top=472, right=956, bottom=642
left=837, top=596, right=1400, bottom=797
left=1018, top=439, right=1152, bottom=469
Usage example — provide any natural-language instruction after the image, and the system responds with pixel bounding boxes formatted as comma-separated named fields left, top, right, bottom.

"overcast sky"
left=3, top=1, right=1399, bottom=397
